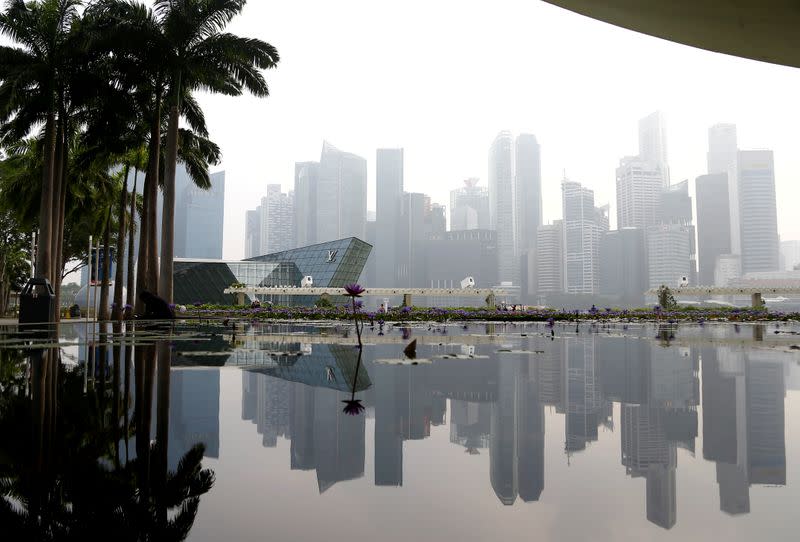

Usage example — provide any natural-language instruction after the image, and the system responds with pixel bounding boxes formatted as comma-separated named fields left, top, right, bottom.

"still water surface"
left=2, top=321, right=798, bottom=541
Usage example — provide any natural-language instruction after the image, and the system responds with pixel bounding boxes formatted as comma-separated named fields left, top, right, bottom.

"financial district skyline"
left=240, top=111, right=790, bottom=305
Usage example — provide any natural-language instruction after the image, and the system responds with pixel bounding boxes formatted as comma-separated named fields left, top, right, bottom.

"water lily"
left=344, top=284, right=365, bottom=297
left=342, top=399, right=365, bottom=416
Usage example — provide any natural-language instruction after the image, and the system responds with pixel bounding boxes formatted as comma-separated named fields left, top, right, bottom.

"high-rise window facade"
left=562, top=179, right=602, bottom=294
left=489, top=132, right=518, bottom=285
left=259, top=184, right=294, bottom=256
left=738, top=150, right=779, bottom=274
left=450, top=178, right=490, bottom=231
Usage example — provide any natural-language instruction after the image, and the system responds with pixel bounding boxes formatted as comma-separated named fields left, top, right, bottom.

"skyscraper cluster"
left=534, top=112, right=780, bottom=307
left=244, top=141, right=492, bottom=296
left=240, top=113, right=780, bottom=306
left=695, top=125, right=780, bottom=284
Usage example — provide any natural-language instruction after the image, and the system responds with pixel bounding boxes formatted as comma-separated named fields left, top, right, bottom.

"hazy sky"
left=193, top=0, right=800, bottom=260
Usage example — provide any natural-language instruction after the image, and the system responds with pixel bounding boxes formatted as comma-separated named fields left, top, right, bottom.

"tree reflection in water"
left=0, top=328, right=214, bottom=540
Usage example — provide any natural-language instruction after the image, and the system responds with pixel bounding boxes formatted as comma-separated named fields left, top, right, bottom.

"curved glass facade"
left=173, top=237, right=372, bottom=305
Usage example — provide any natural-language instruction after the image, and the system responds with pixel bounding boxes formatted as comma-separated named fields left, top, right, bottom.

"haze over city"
left=192, top=0, right=800, bottom=261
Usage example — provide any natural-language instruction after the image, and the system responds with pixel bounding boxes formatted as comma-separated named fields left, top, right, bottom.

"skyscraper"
left=696, top=173, right=731, bottom=285
left=317, top=141, right=368, bottom=244
left=562, top=179, right=601, bottom=295
left=259, top=184, right=294, bottom=255
left=450, top=178, right=490, bottom=231
left=638, top=111, right=669, bottom=183
left=294, top=161, right=319, bottom=247
left=708, top=124, right=740, bottom=255
left=780, top=240, right=800, bottom=270
left=535, top=221, right=564, bottom=297
left=245, top=208, right=261, bottom=259
left=738, top=150, right=779, bottom=274
left=376, top=149, right=404, bottom=288
left=515, top=134, right=542, bottom=254
left=616, top=156, right=664, bottom=230
left=647, top=224, right=692, bottom=289
left=647, top=181, right=697, bottom=284
left=396, top=193, right=444, bottom=287
left=599, top=228, right=647, bottom=307
left=175, top=169, right=225, bottom=259
left=489, top=132, right=518, bottom=285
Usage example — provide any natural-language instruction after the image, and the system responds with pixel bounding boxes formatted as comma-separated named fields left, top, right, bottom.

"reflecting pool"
left=1, top=320, right=798, bottom=541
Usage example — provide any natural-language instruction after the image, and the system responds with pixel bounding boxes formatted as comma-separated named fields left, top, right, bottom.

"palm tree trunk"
left=146, top=100, right=162, bottom=298
left=112, top=166, right=129, bottom=321
left=146, top=169, right=159, bottom=296
left=134, top=168, right=150, bottom=316
left=126, top=169, right=138, bottom=319
left=36, top=109, right=56, bottom=284
left=98, top=212, right=112, bottom=321
left=159, top=73, right=181, bottom=303
left=0, top=259, right=7, bottom=315
left=52, top=118, right=69, bottom=322
left=135, top=120, right=160, bottom=315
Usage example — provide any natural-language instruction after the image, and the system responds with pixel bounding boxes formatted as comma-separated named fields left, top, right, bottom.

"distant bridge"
left=646, top=286, right=800, bottom=307
left=223, top=286, right=510, bottom=307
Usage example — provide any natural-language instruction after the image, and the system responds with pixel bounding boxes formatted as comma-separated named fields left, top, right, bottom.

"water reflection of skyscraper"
left=241, top=372, right=289, bottom=447
left=234, top=329, right=787, bottom=520
left=596, top=331, right=699, bottom=530
left=168, top=369, right=221, bottom=470
left=565, top=337, right=609, bottom=453
left=372, top=355, right=448, bottom=487
left=621, top=405, right=677, bottom=529
left=242, top=370, right=366, bottom=493
left=702, top=343, right=787, bottom=515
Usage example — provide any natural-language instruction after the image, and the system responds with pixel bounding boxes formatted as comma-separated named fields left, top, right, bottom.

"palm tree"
left=0, top=0, right=82, bottom=286
left=155, top=0, right=279, bottom=302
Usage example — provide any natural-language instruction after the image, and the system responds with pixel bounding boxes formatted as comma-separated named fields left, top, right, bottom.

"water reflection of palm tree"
left=0, top=334, right=215, bottom=540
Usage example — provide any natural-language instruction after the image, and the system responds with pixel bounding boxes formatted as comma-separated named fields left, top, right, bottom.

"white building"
left=450, top=178, right=489, bottom=231
left=244, top=208, right=261, bottom=259
left=562, top=179, right=603, bottom=294
left=647, top=223, right=692, bottom=289
left=780, top=240, right=800, bottom=271
left=616, top=156, right=665, bottom=230
left=535, top=221, right=564, bottom=296
left=259, top=184, right=294, bottom=255
left=714, top=254, right=742, bottom=286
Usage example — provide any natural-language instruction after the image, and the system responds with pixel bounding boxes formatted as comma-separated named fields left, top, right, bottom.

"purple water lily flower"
left=342, top=399, right=365, bottom=416
left=344, top=284, right=365, bottom=297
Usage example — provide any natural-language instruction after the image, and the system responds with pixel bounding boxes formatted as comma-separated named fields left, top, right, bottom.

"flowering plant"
left=343, top=284, right=365, bottom=347
left=344, top=284, right=365, bottom=297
